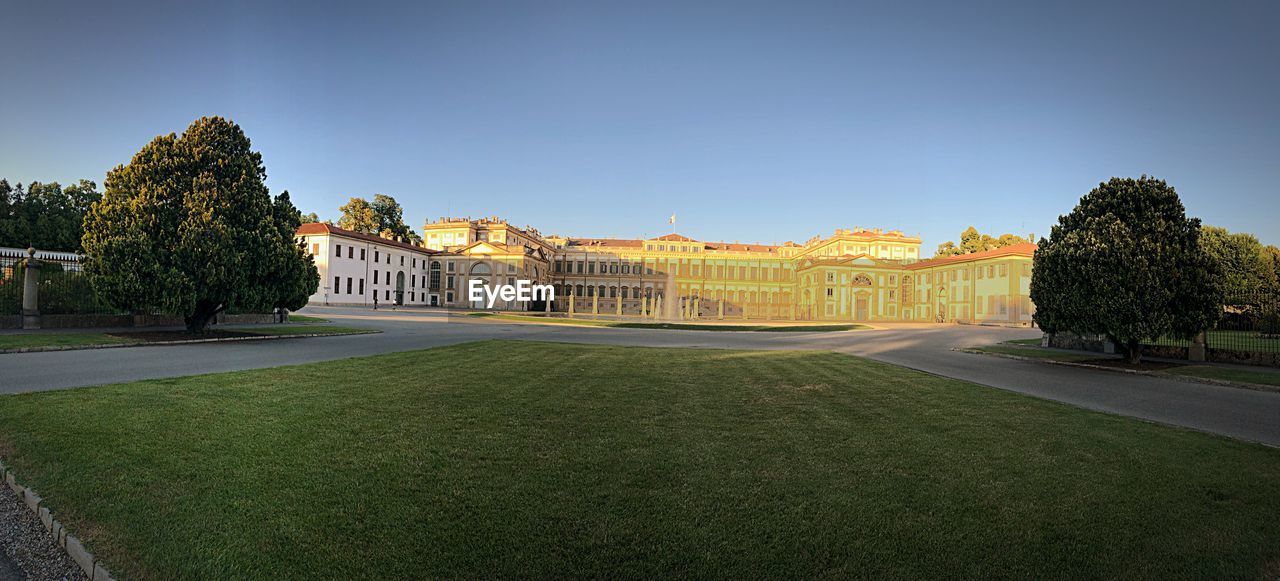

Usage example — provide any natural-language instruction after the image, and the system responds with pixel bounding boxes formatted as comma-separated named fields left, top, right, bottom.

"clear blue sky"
left=3, top=0, right=1277, bottom=251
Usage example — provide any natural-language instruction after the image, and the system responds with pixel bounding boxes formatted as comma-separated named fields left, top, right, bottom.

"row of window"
left=554, top=260, right=798, bottom=281
left=325, top=242, right=426, bottom=269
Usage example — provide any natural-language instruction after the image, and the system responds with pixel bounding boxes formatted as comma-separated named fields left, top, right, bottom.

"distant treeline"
left=0, top=179, right=101, bottom=252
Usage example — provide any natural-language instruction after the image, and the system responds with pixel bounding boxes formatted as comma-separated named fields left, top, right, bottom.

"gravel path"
left=0, top=485, right=83, bottom=581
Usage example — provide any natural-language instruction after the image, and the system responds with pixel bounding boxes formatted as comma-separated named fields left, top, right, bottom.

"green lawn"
left=1165, top=365, right=1280, bottom=388
left=470, top=312, right=865, bottom=332
left=1005, top=338, right=1043, bottom=346
left=0, top=325, right=368, bottom=351
left=1, top=341, right=1279, bottom=578
left=238, top=325, right=369, bottom=336
left=0, top=332, right=133, bottom=350
left=286, top=314, right=330, bottom=323
left=970, top=344, right=1099, bottom=362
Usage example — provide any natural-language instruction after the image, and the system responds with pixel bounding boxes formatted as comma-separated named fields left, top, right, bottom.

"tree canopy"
left=338, top=194, right=420, bottom=243
left=1030, top=176, right=1220, bottom=363
left=0, top=179, right=101, bottom=251
left=82, top=116, right=319, bottom=332
left=1199, top=225, right=1276, bottom=298
left=935, top=227, right=1028, bottom=257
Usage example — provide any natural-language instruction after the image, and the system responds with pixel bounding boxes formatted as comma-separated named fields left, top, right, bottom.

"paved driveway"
left=3, top=306, right=1279, bottom=446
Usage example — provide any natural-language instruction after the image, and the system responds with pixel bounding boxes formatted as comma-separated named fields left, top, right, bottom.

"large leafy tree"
left=82, top=117, right=319, bottom=332
left=1030, top=176, right=1220, bottom=364
left=935, top=226, right=1027, bottom=257
left=338, top=194, right=421, bottom=243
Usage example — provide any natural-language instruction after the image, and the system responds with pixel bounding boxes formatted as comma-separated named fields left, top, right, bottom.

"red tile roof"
left=295, top=223, right=438, bottom=254
left=653, top=233, right=696, bottom=242
left=704, top=242, right=780, bottom=252
left=906, top=242, right=1036, bottom=270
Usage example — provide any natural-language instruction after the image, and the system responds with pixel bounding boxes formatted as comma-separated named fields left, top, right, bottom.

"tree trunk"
left=1125, top=340, right=1142, bottom=365
left=185, top=301, right=222, bottom=333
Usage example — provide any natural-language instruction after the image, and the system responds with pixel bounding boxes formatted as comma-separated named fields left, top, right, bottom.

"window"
left=335, top=244, right=342, bottom=257
left=446, top=291, right=454, bottom=302
left=375, top=250, right=380, bottom=262
left=334, top=276, right=340, bottom=293
left=311, top=243, right=319, bottom=255
left=588, top=262, right=595, bottom=274
left=826, top=288, right=834, bottom=297
left=826, top=272, right=835, bottom=283
left=447, top=275, right=454, bottom=289
left=346, top=277, right=352, bottom=294
left=348, top=247, right=354, bottom=259
left=360, top=248, right=366, bottom=260
left=999, top=264, right=1008, bottom=277
left=447, top=261, right=455, bottom=273
left=507, top=263, right=515, bottom=273
left=373, top=270, right=378, bottom=285
left=400, top=256, right=405, bottom=266
left=429, top=262, right=441, bottom=290
left=555, top=261, right=563, bottom=273
left=358, top=278, right=364, bottom=294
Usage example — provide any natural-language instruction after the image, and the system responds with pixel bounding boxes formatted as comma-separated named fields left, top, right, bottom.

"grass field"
left=236, top=325, right=368, bottom=336
left=469, top=312, right=865, bottom=332
left=969, top=344, right=1099, bottom=362
left=0, top=332, right=133, bottom=350
left=1166, top=365, right=1280, bottom=388
left=1, top=341, right=1278, bottom=578
left=0, top=325, right=368, bottom=351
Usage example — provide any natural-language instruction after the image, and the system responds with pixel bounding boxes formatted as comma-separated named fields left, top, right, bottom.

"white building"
left=295, top=223, right=442, bottom=307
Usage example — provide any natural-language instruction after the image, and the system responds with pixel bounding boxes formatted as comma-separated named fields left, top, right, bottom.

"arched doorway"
left=395, top=271, right=406, bottom=305
left=469, top=262, right=492, bottom=309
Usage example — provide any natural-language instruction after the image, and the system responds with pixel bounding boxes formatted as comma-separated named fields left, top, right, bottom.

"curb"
left=1, top=458, right=113, bottom=581
left=955, top=347, right=1280, bottom=393
left=0, top=329, right=379, bottom=355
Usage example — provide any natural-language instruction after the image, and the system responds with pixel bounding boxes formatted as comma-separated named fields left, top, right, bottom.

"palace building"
left=296, top=217, right=1036, bottom=325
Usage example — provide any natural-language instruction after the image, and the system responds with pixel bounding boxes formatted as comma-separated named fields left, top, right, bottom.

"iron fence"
left=0, top=250, right=128, bottom=316
left=1143, top=289, right=1280, bottom=354
left=0, top=252, right=20, bottom=315
left=1210, top=289, right=1280, bottom=354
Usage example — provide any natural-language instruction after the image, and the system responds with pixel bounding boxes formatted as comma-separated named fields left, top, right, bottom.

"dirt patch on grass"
left=1081, top=359, right=1186, bottom=372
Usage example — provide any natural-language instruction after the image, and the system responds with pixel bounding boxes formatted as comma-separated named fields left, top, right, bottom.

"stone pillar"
left=568, top=294, right=575, bottom=316
left=1040, top=332, right=1052, bottom=348
left=616, top=295, right=622, bottom=316
left=592, top=294, right=599, bottom=315
left=718, top=299, right=724, bottom=320
left=1189, top=330, right=1207, bottom=362
left=21, top=248, right=41, bottom=330
left=544, top=298, right=551, bottom=313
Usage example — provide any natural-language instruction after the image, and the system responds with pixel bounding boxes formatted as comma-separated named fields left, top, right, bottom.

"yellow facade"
left=408, top=217, right=1036, bottom=326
